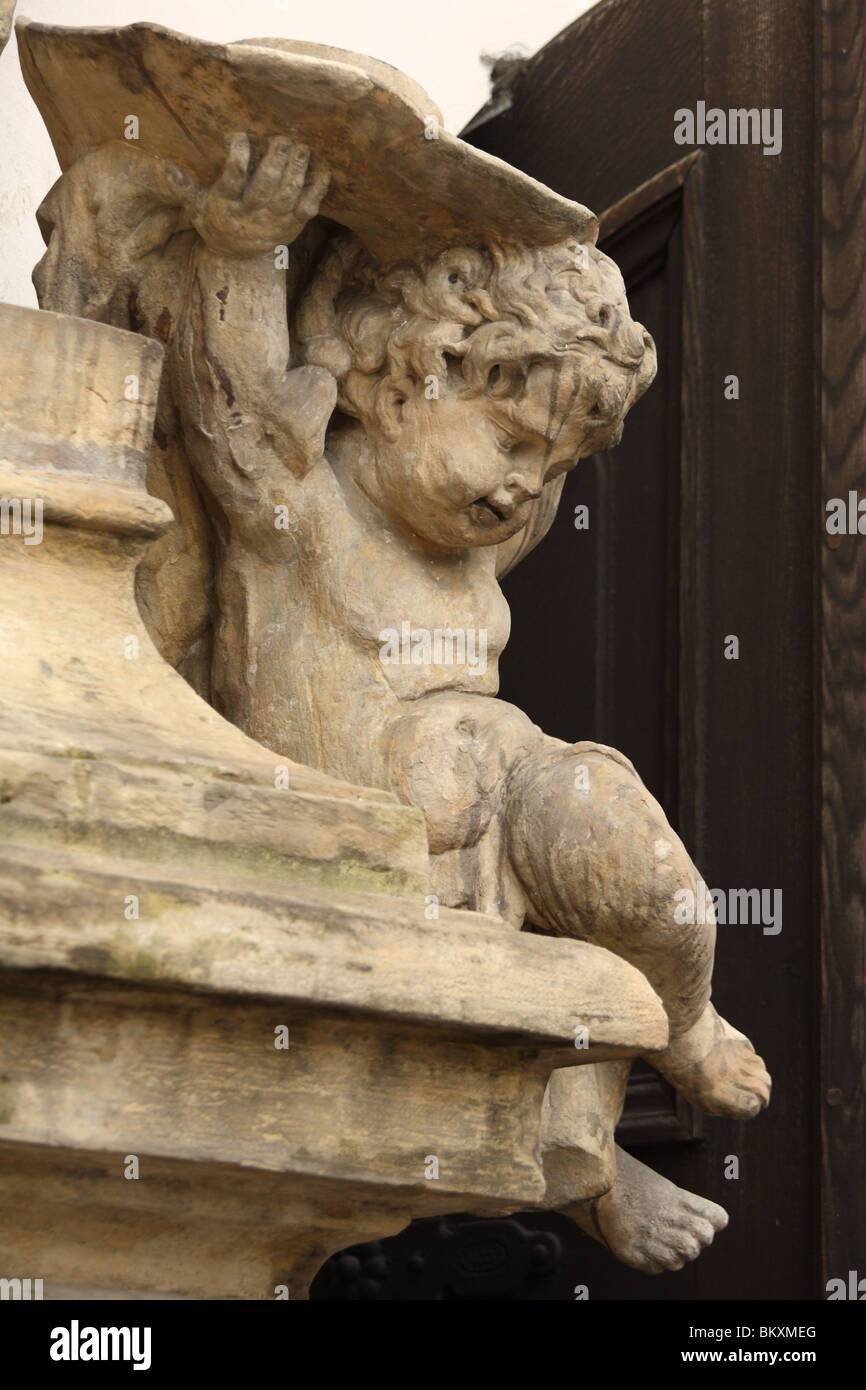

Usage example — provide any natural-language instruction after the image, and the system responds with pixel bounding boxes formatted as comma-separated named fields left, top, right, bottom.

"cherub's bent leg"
left=506, top=742, right=770, bottom=1119
left=507, top=741, right=713, bottom=1032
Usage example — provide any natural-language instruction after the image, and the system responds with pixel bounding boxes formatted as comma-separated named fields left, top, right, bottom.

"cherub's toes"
left=682, top=1195, right=728, bottom=1231
left=739, top=1049, right=765, bottom=1070
left=677, top=1231, right=703, bottom=1262
left=707, top=1068, right=769, bottom=1117
left=656, top=1241, right=692, bottom=1271
left=745, top=1064, right=772, bottom=1104
left=707, top=1202, right=729, bottom=1232
left=635, top=1242, right=674, bottom=1274
left=683, top=1215, right=718, bottom=1249
left=740, top=1051, right=771, bottom=1081
left=731, top=1087, right=764, bottom=1116
left=732, top=1064, right=771, bottom=1108
left=751, top=1078, right=771, bottom=1106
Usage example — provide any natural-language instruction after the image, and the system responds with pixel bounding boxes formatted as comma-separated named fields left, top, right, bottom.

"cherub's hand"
left=164, top=132, right=329, bottom=257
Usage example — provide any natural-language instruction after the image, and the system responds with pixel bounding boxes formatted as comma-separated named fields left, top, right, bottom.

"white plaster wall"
left=0, top=0, right=596, bottom=307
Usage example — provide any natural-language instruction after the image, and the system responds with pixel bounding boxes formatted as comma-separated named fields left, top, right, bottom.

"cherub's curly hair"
left=296, top=231, right=655, bottom=446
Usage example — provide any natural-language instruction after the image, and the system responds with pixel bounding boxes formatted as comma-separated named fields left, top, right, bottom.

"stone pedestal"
left=0, top=304, right=666, bottom=1297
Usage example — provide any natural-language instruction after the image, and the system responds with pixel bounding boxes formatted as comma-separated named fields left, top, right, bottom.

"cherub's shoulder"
left=291, top=453, right=356, bottom=536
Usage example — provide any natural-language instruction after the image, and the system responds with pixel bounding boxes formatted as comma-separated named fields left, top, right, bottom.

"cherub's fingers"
left=295, top=160, right=331, bottom=222
left=214, top=132, right=251, bottom=200
left=246, top=136, right=296, bottom=206
left=269, top=143, right=311, bottom=212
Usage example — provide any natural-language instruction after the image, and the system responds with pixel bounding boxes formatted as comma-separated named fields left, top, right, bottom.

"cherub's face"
left=361, top=355, right=648, bottom=552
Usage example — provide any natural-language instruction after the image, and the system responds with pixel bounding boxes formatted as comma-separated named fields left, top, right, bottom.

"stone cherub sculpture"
left=21, top=23, right=770, bottom=1276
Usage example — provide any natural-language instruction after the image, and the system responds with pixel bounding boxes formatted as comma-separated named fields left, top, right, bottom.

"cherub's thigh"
left=382, top=690, right=545, bottom=854
left=506, top=740, right=708, bottom=950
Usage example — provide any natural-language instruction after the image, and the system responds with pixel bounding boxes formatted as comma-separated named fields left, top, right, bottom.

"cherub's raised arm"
left=168, top=134, right=337, bottom=533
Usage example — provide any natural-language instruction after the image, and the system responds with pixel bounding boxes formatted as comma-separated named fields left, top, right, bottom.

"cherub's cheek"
left=457, top=449, right=501, bottom=491
left=434, top=451, right=472, bottom=496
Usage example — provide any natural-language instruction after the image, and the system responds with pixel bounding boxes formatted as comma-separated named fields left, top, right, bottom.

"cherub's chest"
left=341, top=536, right=511, bottom=675
left=343, top=548, right=509, bottom=696
left=346, top=543, right=506, bottom=633
left=296, top=478, right=511, bottom=690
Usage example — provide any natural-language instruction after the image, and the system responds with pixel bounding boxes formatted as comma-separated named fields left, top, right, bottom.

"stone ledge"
left=0, top=747, right=430, bottom=900
left=0, top=1140, right=501, bottom=1299
left=0, top=842, right=668, bottom=1054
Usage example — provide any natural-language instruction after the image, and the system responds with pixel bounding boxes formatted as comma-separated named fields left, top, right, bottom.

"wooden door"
left=461, top=0, right=863, bottom=1300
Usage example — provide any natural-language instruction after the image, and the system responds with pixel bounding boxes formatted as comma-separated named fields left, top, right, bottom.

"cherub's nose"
left=487, top=477, right=542, bottom=514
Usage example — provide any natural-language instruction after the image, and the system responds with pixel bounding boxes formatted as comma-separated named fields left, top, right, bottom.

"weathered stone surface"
left=0, top=300, right=663, bottom=1296
left=17, top=21, right=597, bottom=265
left=0, top=1143, right=456, bottom=1300
left=0, top=304, right=430, bottom=901
left=0, top=846, right=667, bottom=1054
left=0, top=3, right=14, bottom=55
left=5, top=20, right=772, bottom=1291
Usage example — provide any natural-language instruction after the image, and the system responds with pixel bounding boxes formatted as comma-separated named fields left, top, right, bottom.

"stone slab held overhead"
left=17, top=20, right=597, bottom=264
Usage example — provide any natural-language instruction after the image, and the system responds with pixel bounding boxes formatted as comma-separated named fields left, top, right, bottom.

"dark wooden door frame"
left=819, top=0, right=866, bottom=1297
left=597, top=151, right=704, bottom=853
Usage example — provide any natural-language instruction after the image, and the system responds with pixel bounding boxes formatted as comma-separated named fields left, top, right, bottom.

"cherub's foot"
left=568, top=1146, right=728, bottom=1273
left=651, top=1003, right=771, bottom=1118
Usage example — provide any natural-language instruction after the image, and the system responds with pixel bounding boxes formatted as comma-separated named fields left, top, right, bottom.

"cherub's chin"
left=467, top=498, right=528, bottom=535
left=464, top=515, right=527, bottom=548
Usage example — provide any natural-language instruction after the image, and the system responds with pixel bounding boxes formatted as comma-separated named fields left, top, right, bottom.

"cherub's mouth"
left=472, top=496, right=508, bottom=523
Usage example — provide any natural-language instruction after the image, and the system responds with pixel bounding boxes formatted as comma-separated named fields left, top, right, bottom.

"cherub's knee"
left=383, top=692, right=544, bottom=854
left=505, top=741, right=704, bottom=942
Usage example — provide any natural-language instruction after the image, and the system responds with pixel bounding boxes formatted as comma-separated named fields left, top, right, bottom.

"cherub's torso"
left=243, top=456, right=512, bottom=785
